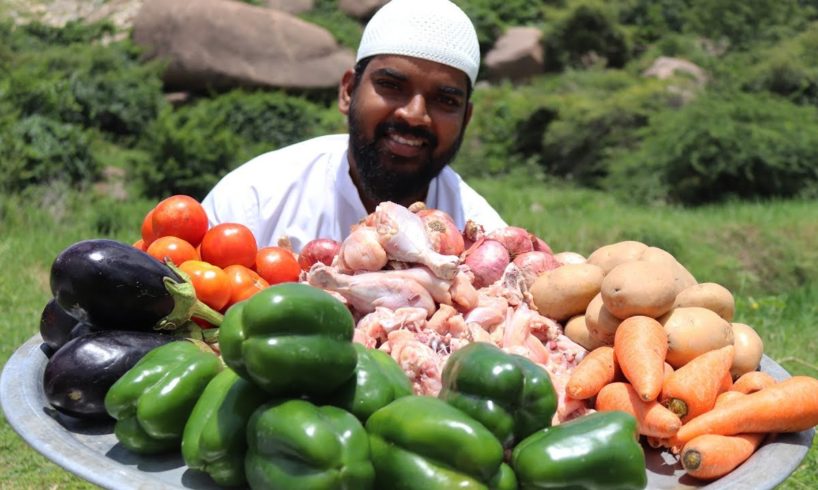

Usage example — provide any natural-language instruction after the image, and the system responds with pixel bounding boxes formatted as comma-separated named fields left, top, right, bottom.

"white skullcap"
left=356, top=0, right=480, bottom=86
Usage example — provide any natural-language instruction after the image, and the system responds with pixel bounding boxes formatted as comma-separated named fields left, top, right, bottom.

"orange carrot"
left=662, top=362, right=674, bottom=384
left=681, top=433, right=765, bottom=480
left=718, top=369, right=733, bottom=394
left=714, top=390, right=745, bottom=407
left=661, top=345, right=734, bottom=422
left=673, top=376, right=818, bottom=446
left=566, top=346, right=619, bottom=399
left=614, top=315, right=668, bottom=401
left=596, top=382, right=681, bottom=438
left=731, top=370, right=777, bottom=394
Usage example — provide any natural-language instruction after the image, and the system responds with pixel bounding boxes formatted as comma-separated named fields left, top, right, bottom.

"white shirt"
left=202, top=134, right=507, bottom=252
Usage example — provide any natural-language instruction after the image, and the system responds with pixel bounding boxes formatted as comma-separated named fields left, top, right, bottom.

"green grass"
left=1, top=179, right=816, bottom=488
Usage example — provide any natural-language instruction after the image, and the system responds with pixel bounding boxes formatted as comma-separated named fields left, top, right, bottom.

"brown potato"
left=600, top=260, right=678, bottom=320
left=639, top=246, right=697, bottom=295
left=530, top=263, right=604, bottom=321
left=553, top=251, right=587, bottom=265
left=586, top=240, right=648, bottom=275
left=730, top=322, right=764, bottom=379
left=564, top=314, right=607, bottom=351
left=584, top=293, right=621, bottom=345
left=659, top=306, right=735, bottom=368
left=673, top=282, right=735, bottom=321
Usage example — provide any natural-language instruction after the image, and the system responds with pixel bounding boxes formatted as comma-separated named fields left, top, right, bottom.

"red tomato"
left=151, top=195, right=209, bottom=247
left=179, top=260, right=231, bottom=311
left=256, top=246, right=301, bottom=285
left=133, top=239, right=147, bottom=251
left=223, top=264, right=269, bottom=308
left=141, top=208, right=157, bottom=246
left=200, top=223, right=258, bottom=269
left=146, top=236, right=199, bottom=266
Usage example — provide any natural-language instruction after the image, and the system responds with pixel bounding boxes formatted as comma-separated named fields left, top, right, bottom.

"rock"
left=264, top=0, right=314, bottom=15
left=132, top=0, right=355, bottom=91
left=642, top=56, right=708, bottom=86
left=484, top=27, right=544, bottom=83
left=339, top=0, right=388, bottom=20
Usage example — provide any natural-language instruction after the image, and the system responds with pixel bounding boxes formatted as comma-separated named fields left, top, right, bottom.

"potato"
left=586, top=240, right=648, bottom=275
left=600, top=260, right=678, bottom=320
left=530, top=263, right=604, bottom=321
left=730, top=322, right=764, bottom=379
left=564, top=314, right=606, bottom=351
left=584, top=293, right=621, bottom=345
left=553, top=251, right=587, bottom=265
left=659, top=306, right=735, bottom=368
left=673, top=282, right=735, bottom=321
left=639, top=246, right=697, bottom=295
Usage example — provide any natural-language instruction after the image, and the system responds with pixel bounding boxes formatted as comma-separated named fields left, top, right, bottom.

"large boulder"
left=483, top=27, right=544, bottom=83
left=132, top=0, right=355, bottom=91
left=264, top=0, right=314, bottom=15
left=339, top=0, right=388, bottom=20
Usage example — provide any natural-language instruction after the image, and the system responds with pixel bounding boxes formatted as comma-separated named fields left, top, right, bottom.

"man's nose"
left=395, top=94, right=432, bottom=127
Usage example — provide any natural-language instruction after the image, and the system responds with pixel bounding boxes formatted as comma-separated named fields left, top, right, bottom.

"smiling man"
left=202, top=0, right=507, bottom=251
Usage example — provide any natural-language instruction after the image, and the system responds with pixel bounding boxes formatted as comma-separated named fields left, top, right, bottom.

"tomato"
left=151, top=195, right=209, bottom=247
left=133, top=239, right=147, bottom=251
left=179, top=260, right=231, bottom=311
left=200, top=222, right=258, bottom=269
left=141, top=208, right=157, bottom=246
left=256, top=246, right=301, bottom=285
left=223, top=264, right=269, bottom=308
left=146, top=236, right=199, bottom=266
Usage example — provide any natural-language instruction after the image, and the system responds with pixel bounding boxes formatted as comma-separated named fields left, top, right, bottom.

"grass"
left=1, top=179, right=816, bottom=488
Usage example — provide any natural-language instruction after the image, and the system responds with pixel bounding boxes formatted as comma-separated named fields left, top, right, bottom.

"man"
left=202, top=0, right=507, bottom=252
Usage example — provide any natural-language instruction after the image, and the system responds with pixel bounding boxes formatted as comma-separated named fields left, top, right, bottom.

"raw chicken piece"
left=385, top=330, right=445, bottom=396
left=383, top=266, right=478, bottom=310
left=337, top=226, right=388, bottom=272
left=372, top=201, right=460, bottom=280
left=307, top=264, right=435, bottom=317
left=355, top=307, right=428, bottom=346
left=479, top=263, right=530, bottom=307
left=464, top=294, right=509, bottom=331
left=427, top=304, right=467, bottom=337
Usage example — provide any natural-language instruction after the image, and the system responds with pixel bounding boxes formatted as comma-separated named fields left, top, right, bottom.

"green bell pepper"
left=181, top=368, right=268, bottom=487
left=366, top=395, right=515, bottom=490
left=245, top=399, right=374, bottom=490
left=104, top=340, right=223, bottom=454
left=324, top=343, right=413, bottom=422
left=511, top=410, right=647, bottom=490
left=219, top=283, right=357, bottom=396
left=439, top=341, right=557, bottom=447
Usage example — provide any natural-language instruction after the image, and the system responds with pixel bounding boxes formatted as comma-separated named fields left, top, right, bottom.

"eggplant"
left=39, top=298, right=94, bottom=353
left=43, top=330, right=173, bottom=419
left=49, top=239, right=184, bottom=331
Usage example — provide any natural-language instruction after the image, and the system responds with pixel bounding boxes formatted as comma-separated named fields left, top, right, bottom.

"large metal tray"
left=2, top=334, right=814, bottom=489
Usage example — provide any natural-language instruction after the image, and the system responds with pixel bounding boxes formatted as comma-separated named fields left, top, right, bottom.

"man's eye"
left=375, top=79, right=400, bottom=90
left=437, top=96, right=461, bottom=109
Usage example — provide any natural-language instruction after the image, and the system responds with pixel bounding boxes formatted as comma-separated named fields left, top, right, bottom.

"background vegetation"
left=1, top=0, right=817, bottom=487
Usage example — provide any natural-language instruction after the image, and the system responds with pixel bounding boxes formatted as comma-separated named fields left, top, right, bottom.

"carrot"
left=718, top=368, right=733, bottom=394
left=731, top=370, right=777, bottom=394
left=661, top=345, right=734, bottom=422
left=680, top=433, right=766, bottom=480
left=672, top=375, right=818, bottom=446
left=662, top=362, right=674, bottom=384
left=714, top=390, right=745, bottom=407
left=614, top=315, right=668, bottom=401
left=596, top=382, right=681, bottom=438
left=566, top=346, right=619, bottom=399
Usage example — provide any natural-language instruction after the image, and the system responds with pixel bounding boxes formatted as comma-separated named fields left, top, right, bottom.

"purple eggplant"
left=42, top=330, right=173, bottom=419
left=39, top=298, right=93, bottom=354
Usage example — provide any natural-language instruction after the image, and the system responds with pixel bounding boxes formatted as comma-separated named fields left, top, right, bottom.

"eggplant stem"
left=156, top=263, right=225, bottom=330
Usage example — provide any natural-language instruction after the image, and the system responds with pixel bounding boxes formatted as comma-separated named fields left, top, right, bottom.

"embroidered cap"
left=356, top=0, right=480, bottom=86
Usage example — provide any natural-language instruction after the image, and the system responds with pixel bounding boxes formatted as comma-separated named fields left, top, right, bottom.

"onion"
left=417, top=208, right=464, bottom=256
left=513, top=251, right=561, bottom=287
left=298, top=238, right=341, bottom=271
left=532, top=235, right=554, bottom=255
left=487, top=226, right=534, bottom=258
left=464, top=238, right=511, bottom=288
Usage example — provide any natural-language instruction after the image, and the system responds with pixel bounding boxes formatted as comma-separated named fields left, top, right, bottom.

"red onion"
left=531, top=235, right=554, bottom=255
left=464, top=238, right=511, bottom=288
left=487, top=226, right=534, bottom=258
left=513, top=251, right=561, bottom=287
left=298, top=238, right=341, bottom=271
left=417, top=208, right=464, bottom=256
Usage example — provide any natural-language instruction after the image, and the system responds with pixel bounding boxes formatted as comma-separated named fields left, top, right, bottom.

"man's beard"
left=348, top=98, right=465, bottom=205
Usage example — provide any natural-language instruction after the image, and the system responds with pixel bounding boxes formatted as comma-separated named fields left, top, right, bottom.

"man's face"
left=339, top=55, right=473, bottom=206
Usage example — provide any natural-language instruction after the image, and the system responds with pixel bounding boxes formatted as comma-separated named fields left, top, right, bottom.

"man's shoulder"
left=248, top=134, right=349, bottom=167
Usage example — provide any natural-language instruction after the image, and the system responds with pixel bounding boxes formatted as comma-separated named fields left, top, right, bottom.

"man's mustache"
left=374, top=121, right=438, bottom=149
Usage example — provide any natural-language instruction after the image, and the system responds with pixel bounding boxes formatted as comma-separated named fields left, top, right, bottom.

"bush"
left=0, top=115, right=101, bottom=192
left=456, top=0, right=551, bottom=54
left=299, top=0, right=363, bottom=50
left=135, top=90, right=340, bottom=200
left=607, top=92, right=818, bottom=205
left=543, top=1, right=631, bottom=71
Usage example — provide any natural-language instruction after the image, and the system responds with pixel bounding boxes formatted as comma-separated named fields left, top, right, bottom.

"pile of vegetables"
left=535, top=240, right=818, bottom=481
left=35, top=195, right=818, bottom=488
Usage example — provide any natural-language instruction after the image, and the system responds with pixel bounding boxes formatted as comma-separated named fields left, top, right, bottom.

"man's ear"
left=338, top=69, right=355, bottom=116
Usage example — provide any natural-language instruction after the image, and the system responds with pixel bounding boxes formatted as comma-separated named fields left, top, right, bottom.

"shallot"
left=417, top=208, right=465, bottom=256
left=298, top=238, right=341, bottom=271
left=464, top=238, right=511, bottom=288
left=513, top=251, right=561, bottom=287
left=487, top=226, right=534, bottom=258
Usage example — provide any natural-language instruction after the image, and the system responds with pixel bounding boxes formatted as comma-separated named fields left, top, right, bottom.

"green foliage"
left=0, top=115, right=101, bottom=192
left=455, top=0, right=551, bottom=53
left=299, top=0, right=363, bottom=50
left=608, top=92, right=818, bottom=205
left=135, top=90, right=339, bottom=200
left=543, top=1, right=631, bottom=71
left=683, top=0, right=806, bottom=50
left=616, top=0, right=689, bottom=44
